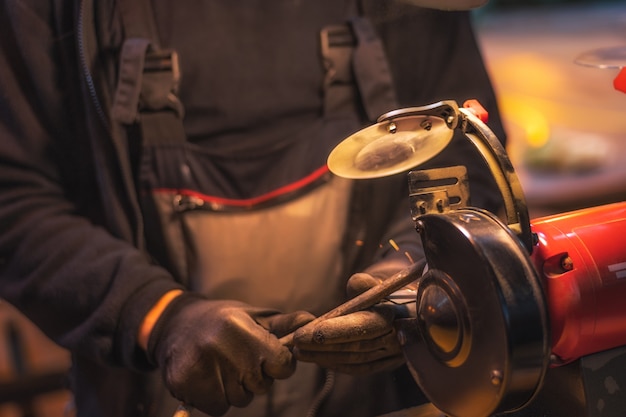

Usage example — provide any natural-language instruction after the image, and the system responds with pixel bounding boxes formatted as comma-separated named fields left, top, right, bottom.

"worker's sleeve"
left=0, top=1, right=183, bottom=370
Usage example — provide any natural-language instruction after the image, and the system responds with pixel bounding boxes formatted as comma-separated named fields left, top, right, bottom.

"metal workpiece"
left=279, top=259, right=428, bottom=348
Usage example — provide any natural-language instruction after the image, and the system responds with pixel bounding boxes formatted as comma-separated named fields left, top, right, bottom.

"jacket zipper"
left=172, top=194, right=215, bottom=212
left=78, top=0, right=109, bottom=131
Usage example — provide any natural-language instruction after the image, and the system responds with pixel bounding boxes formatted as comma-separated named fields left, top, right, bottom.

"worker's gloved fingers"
left=223, top=373, right=255, bottom=408
left=256, top=310, right=316, bottom=338
left=293, top=307, right=395, bottom=345
left=347, top=270, right=418, bottom=319
left=294, top=330, right=405, bottom=375
left=290, top=265, right=412, bottom=377
left=346, top=273, right=382, bottom=298
left=238, top=363, right=274, bottom=396
left=292, top=306, right=405, bottom=375
left=189, top=384, right=231, bottom=417
left=148, top=295, right=301, bottom=416
left=294, top=329, right=401, bottom=354
left=260, top=340, right=298, bottom=380
left=163, top=350, right=255, bottom=414
left=164, top=355, right=232, bottom=416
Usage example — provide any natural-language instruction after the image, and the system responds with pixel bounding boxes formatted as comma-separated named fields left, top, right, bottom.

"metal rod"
left=279, top=259, right=426, bottom=347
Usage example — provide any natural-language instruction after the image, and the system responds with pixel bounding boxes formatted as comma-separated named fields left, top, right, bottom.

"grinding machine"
left=326, top=99, right=626, bottom=417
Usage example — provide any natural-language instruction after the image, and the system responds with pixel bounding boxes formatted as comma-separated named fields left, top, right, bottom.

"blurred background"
left=1, top=1, right=625, bottom=416
left=484, top=0, right=622, bottom=8
left=475, top=0, right=626, bottom=218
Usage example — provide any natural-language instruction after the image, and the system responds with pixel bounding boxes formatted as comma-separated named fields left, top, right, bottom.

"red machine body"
left=531, top=201, right=626, bottom=364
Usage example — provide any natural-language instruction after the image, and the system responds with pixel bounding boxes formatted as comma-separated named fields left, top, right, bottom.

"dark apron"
left=111, top=2, right=399, bottom=416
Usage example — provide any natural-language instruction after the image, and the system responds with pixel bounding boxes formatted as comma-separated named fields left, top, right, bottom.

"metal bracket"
left=408, top=166, right=470, bottom=222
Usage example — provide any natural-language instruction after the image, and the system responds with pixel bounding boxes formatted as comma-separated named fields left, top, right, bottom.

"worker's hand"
left=291, top=272, right=407, bottom=376
left=146, top=293, right=313, bottom=416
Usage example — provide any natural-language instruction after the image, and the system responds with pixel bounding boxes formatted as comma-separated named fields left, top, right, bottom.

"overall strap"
left=320, top=16, right=398, bottom=122
left=111, top=0, right=186, bottom=144
left=350, top=17, right=399, bottom=120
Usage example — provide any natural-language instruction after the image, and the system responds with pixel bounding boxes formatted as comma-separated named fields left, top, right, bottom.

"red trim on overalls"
left=152, top=165, right=330, bottom=208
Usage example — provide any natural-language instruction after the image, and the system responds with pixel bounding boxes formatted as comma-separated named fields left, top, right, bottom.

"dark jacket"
left=0, top=1, right=505, bottom=416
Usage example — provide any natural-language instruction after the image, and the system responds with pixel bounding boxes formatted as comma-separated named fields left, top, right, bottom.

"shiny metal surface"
left=329, top=100, right=534, bottom=251
left=327, top=115, right=453, bottom=179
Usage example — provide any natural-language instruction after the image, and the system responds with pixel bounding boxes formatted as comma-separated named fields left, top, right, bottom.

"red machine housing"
left=530, top=201, right=626, bottom=364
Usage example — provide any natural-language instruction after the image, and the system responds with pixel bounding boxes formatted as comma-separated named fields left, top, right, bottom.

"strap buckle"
left=141, top=49, right=184, bottom=118
left=320, top=24, right=355, bottom=85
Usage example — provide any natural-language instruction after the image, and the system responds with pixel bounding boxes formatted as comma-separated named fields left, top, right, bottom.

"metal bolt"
left=415, top=220, right=424, bottom=234
left=388, top=122, right=397, bottom=134
left=561, top=255, right=574, bottom=272
left=420, top=119, right=432, bottom=131
left=436, top=199, right=444, bottom=212
left=490, top=370, right=503, bottom=386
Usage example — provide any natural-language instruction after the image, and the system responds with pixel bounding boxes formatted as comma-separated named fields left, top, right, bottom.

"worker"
left=0, top=1, right=503, bottom=416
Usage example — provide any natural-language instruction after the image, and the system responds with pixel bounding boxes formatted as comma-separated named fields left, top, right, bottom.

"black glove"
left=147, top=293, right=314, bottom=416
left=291, top=272, right=407, bottom=376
